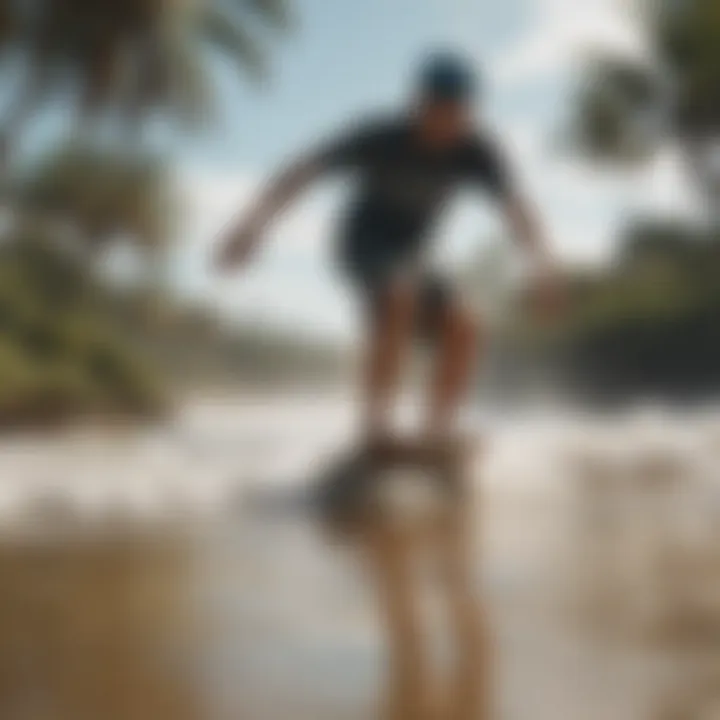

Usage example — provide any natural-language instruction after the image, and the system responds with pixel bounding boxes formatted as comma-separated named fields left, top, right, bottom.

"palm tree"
left=0, top=0, right=291, bottom=164
left=13, top=141, right=188, bottom=333
left=17, top=143, right=175, bottom=284
left=570, top=0, right=720, bottom=221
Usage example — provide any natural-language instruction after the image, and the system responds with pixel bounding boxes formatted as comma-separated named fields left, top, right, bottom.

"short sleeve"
left=461, top=135, right=514, bottom=200
left=313, top=118, right=394, bottom=171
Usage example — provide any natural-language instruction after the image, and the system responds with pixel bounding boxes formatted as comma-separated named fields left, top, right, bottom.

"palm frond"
left=201, top=6, right=266, bottom=79
left=0, top=0, right=20, bottom=52
left=78, top=39, right=126, bottom=116
left=124, top=33, right=173, bottom=122
left=238, top=0, right=292, bottom=30
left=571, top=55, right=663, bottom=164
left=164, top=40, right=215, bottom=129
left=0, top=0, right=293, bottom=158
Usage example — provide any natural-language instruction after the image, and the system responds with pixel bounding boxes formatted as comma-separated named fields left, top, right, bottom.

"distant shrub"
left=0, top=234, right=167, bottom=429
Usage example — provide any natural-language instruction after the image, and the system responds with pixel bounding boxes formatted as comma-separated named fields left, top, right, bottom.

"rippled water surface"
left=1, top=393, right=719, bottom=719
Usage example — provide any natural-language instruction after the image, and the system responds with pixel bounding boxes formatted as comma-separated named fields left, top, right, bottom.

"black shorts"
left=339, top=232, right=456, bottom=340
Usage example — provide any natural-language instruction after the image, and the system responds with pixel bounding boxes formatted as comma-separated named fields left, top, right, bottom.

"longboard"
left=313, top=435, right=473, bottom=534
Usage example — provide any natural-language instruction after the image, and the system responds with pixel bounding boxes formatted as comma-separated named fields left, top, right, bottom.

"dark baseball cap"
left=418, top=51, right=478, bottom=102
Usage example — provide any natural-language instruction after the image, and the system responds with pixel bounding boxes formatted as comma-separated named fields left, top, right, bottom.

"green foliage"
left=545, top=221, right=720, bottom=401
left=0, top=0, right=293, bottom=151
left=0, top=234, right=167, bottom=429
left=0, top=217, right=346, bottom=429
left=573, top=56, right=662, bottom=164
left=570, top=0, right=720, bottom=210
left=18, top=144, right=174, bottom=256
left=566, top=0, right=720, bottom=394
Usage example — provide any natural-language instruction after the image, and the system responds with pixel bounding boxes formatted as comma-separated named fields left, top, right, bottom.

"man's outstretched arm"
left=466, top=136, right=561, bottom=303
left=214, top=118, right=381, bottom=271
left=214, top=155, right=324, bottom=271
left=504, top=193, right=554, bottom=270
left=502, top=192, right=564, bottom=316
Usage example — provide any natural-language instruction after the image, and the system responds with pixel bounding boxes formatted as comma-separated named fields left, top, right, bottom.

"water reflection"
left=0, top=396, right=718, bottom=719
left=0, top=527, right=199, bottom=720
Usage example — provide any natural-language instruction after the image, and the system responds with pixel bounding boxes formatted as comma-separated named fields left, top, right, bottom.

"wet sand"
left=0, top=393, right=718, bottom=719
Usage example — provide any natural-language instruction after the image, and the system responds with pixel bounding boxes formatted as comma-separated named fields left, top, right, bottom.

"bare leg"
left=362, top=519, right=437, bottom=720
left=362, top=279, right=417, bottom=440
left=426, top=303, right=480, bottom=437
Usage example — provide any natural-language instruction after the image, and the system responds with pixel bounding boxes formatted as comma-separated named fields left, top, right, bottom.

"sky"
left=169, top=0, right=700, bottom=342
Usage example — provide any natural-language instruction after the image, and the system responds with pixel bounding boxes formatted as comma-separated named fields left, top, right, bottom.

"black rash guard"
left=315, top=114, right=513, bottom=286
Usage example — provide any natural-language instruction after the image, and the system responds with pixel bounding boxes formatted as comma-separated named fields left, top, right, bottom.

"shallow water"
left=0, top=393, right=718, bottom=719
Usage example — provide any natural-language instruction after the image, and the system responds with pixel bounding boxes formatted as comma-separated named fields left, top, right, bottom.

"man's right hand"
left=213, top=225, right=261, bottom=273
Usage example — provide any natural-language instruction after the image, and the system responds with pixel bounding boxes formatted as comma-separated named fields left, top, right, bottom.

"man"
left=215, top=51, right=560, bottom=446
left=217, top=55, right=560, bottom=719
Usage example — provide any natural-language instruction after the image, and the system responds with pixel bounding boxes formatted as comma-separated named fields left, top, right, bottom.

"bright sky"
left=172, top=0, right=699, bottom=342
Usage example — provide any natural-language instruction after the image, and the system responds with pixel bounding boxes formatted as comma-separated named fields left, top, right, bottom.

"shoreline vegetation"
left=0, top=220, right=351, bottom=433
left=472, top=222, right=720, bottom=408
left=3, top=213, right=720, bottom=432
left=0, top=0, right=718, bottom=430
left=0, top=143, right=351, bottom=433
